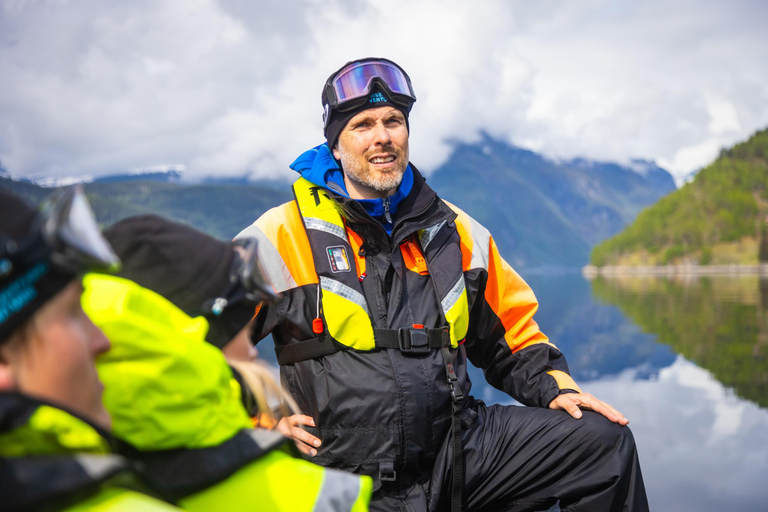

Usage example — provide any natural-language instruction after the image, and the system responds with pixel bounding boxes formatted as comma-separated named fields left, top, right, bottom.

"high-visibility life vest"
left=291, top=177, right=469, bottom=352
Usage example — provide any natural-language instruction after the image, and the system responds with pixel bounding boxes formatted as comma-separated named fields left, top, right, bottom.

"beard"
left=338, top=143, right=409, bottom=194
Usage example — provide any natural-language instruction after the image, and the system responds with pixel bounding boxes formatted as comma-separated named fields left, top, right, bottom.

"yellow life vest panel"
left=291, top=177, right=469, bottom=352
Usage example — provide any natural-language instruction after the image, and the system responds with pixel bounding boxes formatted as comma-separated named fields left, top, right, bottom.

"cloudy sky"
left=1, top=0, right=767, bottom=184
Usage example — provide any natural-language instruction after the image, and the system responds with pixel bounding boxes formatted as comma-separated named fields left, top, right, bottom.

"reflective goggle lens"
left=232, top=237, right=279, bottom=303
left=331, top=61, right=414, bottom=104
left=41, top=185, right=121, bottom=273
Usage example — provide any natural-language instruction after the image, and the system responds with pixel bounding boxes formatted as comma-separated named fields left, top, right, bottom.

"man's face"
left=0, top=280, right=112, bottom=429
left=333, top=106, right=409, bottom=199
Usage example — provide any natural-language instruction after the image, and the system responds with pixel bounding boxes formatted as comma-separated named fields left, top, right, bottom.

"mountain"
left=1, top=175, right=290, bottom=241
left=92, top=170, right=183, bottom=183
left=591, top=128, right=768, bottom=266
left=1, top=135, right=675, bottom=268
left=428, top=134, right=676, bottom=269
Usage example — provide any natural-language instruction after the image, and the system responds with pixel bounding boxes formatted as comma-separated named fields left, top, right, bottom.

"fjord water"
left=512, top=273, right=768, bottom=512
left=259, top=273, right=768, bottom=511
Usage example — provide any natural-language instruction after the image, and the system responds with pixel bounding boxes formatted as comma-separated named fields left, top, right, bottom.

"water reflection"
left=586, top=357, right=768, bottom=512
left=466, top=273, right=679, bottom=406
left=590, top=275, right=768, bottom=408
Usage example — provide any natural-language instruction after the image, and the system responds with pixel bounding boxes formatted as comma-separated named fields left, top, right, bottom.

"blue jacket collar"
left=290, top=143, right=413, bottom=234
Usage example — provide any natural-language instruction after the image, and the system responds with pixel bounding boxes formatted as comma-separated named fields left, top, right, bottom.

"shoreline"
left=582, top=263, right=768, bottom=278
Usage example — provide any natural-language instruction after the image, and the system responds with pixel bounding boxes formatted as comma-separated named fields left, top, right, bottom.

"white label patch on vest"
left=327, top=246, right=351, bottom=273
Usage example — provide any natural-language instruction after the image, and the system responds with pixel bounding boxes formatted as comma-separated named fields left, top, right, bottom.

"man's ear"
left=332, top=145, right=340, bottom=160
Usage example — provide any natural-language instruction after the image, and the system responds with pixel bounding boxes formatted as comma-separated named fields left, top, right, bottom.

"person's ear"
left=332, top=145, right=340, bottom=160
left=0, top=354, right=17, bottom=391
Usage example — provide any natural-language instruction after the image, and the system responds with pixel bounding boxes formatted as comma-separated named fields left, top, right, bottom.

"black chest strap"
left=274, top=327, right=450, bottom=365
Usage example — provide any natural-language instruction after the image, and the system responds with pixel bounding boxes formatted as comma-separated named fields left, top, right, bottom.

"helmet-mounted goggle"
left=231, top=237, right=279, bottom=303
left=1, top=185, right=121, bottom=278
left=204, top=237, right=279, bottom=316
left=323, top=58, right=416, bottom=127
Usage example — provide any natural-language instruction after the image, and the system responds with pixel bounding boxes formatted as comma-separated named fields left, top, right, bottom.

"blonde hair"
left=226, top=358, right=300, bottom=428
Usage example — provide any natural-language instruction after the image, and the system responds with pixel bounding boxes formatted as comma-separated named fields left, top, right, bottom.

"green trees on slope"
left=591, top=128, right=768, bottom=266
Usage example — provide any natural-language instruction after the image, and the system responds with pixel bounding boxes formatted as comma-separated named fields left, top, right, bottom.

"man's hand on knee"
left=548, top=392, right=629, bottom=426
left=276, top=414, right=323, bottom=456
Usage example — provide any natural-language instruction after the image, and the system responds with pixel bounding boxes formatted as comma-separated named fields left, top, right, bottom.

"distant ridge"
left=93, top=170, right=182, bottom=183
left=429, top=133, right=676, bottom=269
left=0, top=175, right=290, bottom=241
left=1, top=135, right=676, bottom=269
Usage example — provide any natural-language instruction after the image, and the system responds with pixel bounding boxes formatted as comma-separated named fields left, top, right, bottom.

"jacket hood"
left=290, top=143, right=414, bottom=232
left=82, top=274, right=252, bottom=451
left=290, top=143, right=348, bottom=195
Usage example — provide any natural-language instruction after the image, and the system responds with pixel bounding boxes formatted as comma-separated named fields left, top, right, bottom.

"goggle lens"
left=232, top=237, right=279, bottom=303
left=331, top=61, right=414, bottom=103
left=41, top=185, right=121, bottom=273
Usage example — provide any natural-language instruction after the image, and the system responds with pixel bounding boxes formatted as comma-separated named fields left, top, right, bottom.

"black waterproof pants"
left=370, top=400, right=649, bottom=512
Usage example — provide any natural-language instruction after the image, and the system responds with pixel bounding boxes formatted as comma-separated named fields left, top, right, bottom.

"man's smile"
left=370, top=155, right=396, bottom=164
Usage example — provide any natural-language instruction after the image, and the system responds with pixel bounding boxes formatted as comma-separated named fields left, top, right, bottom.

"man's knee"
left=571, top=411, right=639, bottom=466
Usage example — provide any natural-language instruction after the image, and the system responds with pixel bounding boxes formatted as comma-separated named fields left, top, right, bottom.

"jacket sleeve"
left=452, top=209, right=581, bottom=408
left=235, top=202, right=320, bottom=346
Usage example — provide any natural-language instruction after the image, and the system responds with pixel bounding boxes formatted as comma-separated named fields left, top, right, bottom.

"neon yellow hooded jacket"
left=82, top=274, right=372, bottom=512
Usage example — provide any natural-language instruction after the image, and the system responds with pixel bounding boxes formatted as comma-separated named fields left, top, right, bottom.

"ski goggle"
left=232, top=237, right=279, bottom=303
left=39, top=185, right=121, bottom=274
left=323, top=59, right=416, bottom=117
left=1, top=185, right=121, bottom=277
left=205, top=237, right=279, bottom=316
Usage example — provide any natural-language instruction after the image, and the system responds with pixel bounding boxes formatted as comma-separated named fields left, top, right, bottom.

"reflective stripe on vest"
left=292, top=177, right=468, bottom=349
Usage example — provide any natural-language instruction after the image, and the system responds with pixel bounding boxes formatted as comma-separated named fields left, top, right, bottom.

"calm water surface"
left=259, top=273, right=768, bottom=512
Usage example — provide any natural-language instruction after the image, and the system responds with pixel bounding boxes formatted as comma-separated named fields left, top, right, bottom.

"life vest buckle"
left=398, top=327, right=430, bottom=354
left=379, top=461, right=397, bottom=482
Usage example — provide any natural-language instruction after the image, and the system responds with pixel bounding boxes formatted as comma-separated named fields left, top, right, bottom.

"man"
left=236, top=57, right=648, bottom=511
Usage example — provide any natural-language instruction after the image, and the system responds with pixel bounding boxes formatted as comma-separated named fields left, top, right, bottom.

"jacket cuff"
left=547, top=370, right=582, bottom=394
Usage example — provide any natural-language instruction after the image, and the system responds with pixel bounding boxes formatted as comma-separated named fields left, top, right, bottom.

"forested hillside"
left=1, top=177, right=291, bottom=241
left=591, top=128, right=768, bottom=266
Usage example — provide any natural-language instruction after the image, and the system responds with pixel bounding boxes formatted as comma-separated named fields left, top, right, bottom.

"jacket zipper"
left=383, top=196, right=393, bottom=224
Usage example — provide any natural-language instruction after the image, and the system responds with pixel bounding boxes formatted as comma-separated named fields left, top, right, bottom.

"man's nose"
left=371, top=121, right=391, bottom=145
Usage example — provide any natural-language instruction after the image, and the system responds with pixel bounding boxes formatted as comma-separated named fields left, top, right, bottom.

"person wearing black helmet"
left=236, top=57, right=649, bottom=512
left=0, top=187, right=180, bottom=512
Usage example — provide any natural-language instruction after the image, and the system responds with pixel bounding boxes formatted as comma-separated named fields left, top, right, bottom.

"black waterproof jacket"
left=236, top=166, right=580, bottom=488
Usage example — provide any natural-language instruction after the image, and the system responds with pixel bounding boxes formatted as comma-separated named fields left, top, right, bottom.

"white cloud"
left=1, top=0, right=767, bottom=182
left=706, top=96, right=741, bottom=135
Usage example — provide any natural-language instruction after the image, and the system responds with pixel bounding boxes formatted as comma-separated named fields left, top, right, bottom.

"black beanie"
left=323, top=86, right=411, bottom=151
left=0, top=188, right=77, bottom=342
left=322, top=58, right=415, bottom=150
left=103, top=215, right=254, bottom=348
